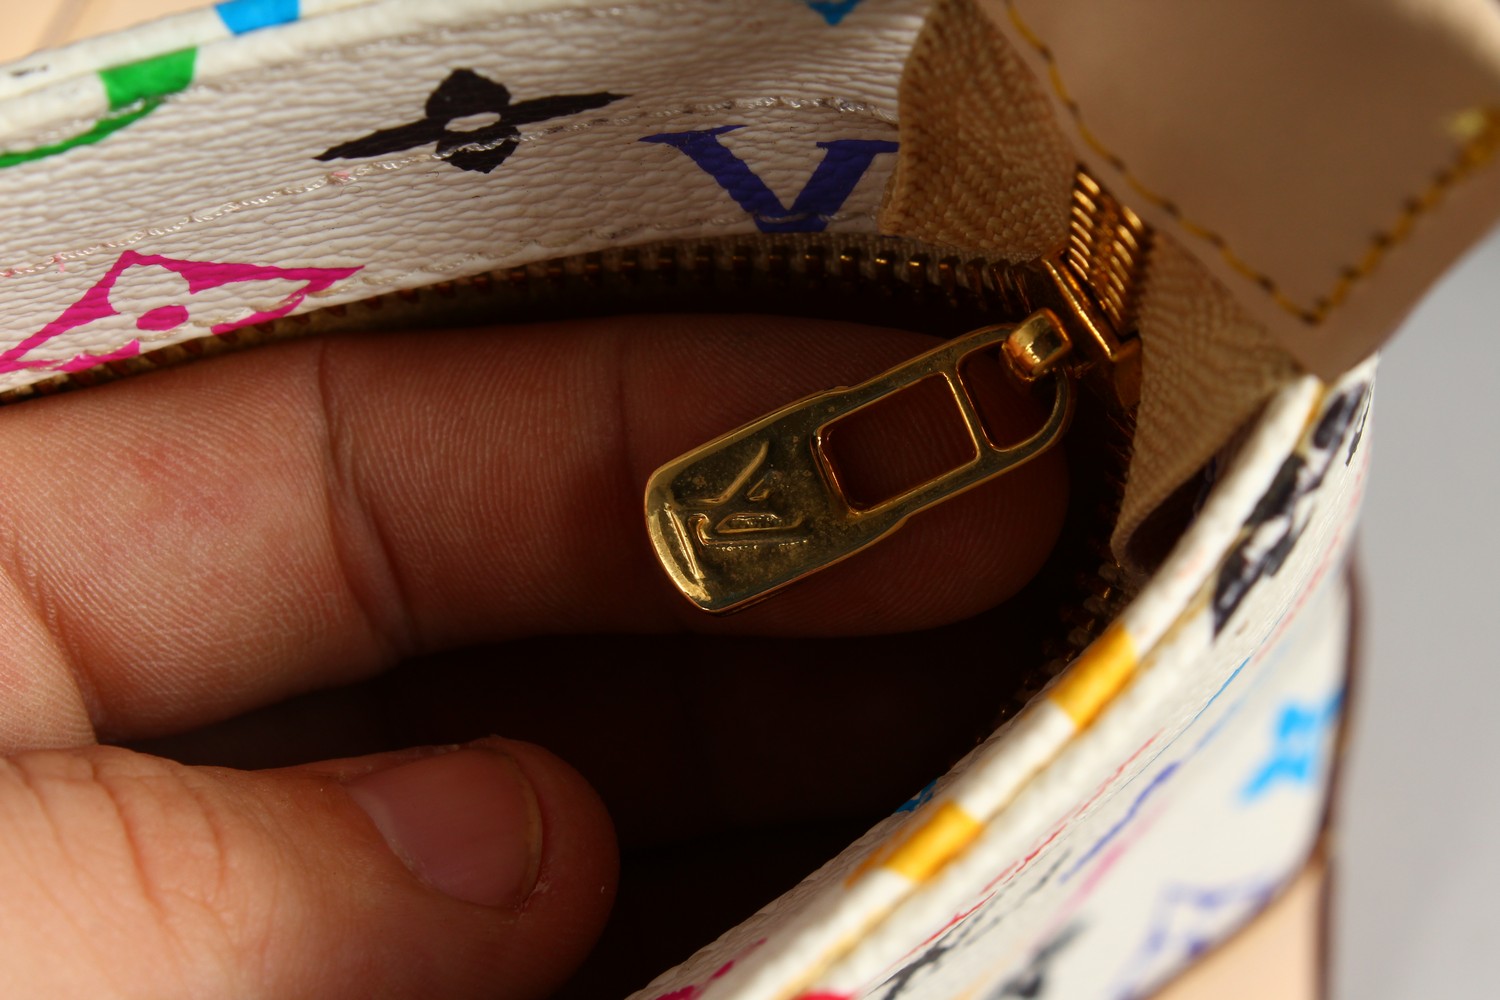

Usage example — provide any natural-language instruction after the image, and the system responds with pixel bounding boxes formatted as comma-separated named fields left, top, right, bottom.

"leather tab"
left=978, top=0, right=1500, bottom=378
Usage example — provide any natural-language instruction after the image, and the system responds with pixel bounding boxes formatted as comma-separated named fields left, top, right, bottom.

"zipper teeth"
left=1020, top=403, right=1135, bottom=719
left=0, top=235, right=1039, bottom=408
left=0, top=233, right=1137, bottom=687
left=496, top=235, right=1040, bottom=312
left=1067, top=170, right=1149, bottom=335
left=0, top=236, right=1043, bottom=406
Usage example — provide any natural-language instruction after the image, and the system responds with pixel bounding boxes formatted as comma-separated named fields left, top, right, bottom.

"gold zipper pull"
left=644, top=311, right=1076, bottom=614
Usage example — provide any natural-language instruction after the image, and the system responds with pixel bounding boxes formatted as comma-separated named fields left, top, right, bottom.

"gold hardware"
left=1064, top=170, right=1148, bottom=337
left=1035, top=258, right=1142, bottom=410
left=644, top=312, right=1075, bottom=614
left=1002, top=309, right=1072, bottom=381
left=1019, top=169, right=1149, bottom=411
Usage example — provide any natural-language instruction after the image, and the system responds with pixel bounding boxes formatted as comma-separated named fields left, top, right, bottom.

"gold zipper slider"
left=644, top=311, right=1075, bottom=613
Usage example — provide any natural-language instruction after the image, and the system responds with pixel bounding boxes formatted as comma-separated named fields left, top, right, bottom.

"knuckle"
left=309, top=341, right=420, bottom=660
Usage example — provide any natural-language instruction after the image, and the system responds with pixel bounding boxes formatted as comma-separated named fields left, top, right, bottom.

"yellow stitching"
left=1004, top=0, right=1500, bottom=326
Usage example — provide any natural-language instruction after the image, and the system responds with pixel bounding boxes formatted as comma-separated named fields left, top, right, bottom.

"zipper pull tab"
left=644, top=311, right=1076, bottom=613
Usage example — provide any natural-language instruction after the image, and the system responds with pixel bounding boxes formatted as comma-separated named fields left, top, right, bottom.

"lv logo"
left=639, top=125, right=898, bottom=233
left=681, top=440, right=807, bottom=549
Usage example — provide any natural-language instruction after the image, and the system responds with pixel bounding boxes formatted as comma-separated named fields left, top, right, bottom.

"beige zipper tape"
left=883, top=0, right=1496, bottom=565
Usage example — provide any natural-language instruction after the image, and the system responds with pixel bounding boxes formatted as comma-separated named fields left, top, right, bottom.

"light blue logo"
left=806, top=1, right=865, bottom=25
left=1241, top=690, right=1344, bottom=802
left=217, top=0, right=299, bottom=35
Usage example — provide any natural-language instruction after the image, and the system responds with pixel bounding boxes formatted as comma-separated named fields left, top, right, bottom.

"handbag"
left=1, top=1, right=1496, bottom=997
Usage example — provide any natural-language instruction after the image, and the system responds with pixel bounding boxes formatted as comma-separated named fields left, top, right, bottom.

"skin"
left=0, top=314, right=1066, bottom=999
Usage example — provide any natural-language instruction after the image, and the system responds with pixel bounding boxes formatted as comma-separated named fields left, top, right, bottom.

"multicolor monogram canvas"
left=0, top=2, right=1395, bottom=998
left=0, top=0, right=920, bottom=391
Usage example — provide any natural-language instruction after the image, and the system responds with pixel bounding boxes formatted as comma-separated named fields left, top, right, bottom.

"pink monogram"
left=1, top=251, right=362, bottom=374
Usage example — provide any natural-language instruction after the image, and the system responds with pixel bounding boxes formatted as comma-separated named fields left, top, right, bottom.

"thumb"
left=0, top=739, right=615, bottom=1000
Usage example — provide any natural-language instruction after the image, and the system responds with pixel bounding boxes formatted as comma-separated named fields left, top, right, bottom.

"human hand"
left=0, top=313, right=1065, bottom=998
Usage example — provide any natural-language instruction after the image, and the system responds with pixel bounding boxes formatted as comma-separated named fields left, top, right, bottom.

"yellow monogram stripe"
left=1049, top=624, right=1139, bottom=728
left=881, top=801, right=984, bottom=882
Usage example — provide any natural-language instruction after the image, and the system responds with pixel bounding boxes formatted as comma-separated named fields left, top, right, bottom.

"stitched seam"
left=1, top=199, right=882, bottom=281
left=1005, top=0, right=1499, bottom=326
left=5, top=89, right=896, bottom=153
left=0, top=210, right=881, bottom=373
left=312, top=207, right=876, bottom=284
left=321, top=94, right=897, bottom=162
left=0, top=99, right=894, bottom=279
left=4, top=97, right=161, bottom=148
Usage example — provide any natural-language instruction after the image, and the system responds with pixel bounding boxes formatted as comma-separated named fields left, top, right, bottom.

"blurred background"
left=1333, top=221, right=1500, bottom=999
left=4, top=3, right=1499, bottom=997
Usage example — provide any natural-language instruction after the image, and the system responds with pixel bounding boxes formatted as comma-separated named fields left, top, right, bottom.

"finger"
left=0, top=315, right=1066, bottom=745
left=0, top=739, right=615, bottom=1000
left=134, top=616, right=1044, bottom=846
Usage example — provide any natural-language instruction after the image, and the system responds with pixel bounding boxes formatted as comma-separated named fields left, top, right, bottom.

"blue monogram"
left=805, top=0, right=865, bottom=25
left=1240, top=690, right=1344, bottom=802
left=638, top=125, right=898, bottom=233
left=217, top=0, right=299, bottom=34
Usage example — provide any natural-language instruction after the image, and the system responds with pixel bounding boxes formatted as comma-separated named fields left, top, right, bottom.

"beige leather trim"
left=976, top=0, right=1500, bottom=379
left=879, top=0, right=1074, bottom=259
left=1114, top=231, right=1301, bottom=567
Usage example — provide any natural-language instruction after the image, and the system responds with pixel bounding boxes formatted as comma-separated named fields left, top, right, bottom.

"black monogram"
left=1211, top=382, right=1372, bottom=635
left=317, top=69, right=624, bottom=174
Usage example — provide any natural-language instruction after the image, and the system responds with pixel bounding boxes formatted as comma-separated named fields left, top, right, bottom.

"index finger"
left=0, top=314, right=1066, bottom=748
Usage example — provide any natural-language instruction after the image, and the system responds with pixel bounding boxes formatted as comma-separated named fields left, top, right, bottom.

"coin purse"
left=2, top=1, right=1497, bottom=997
